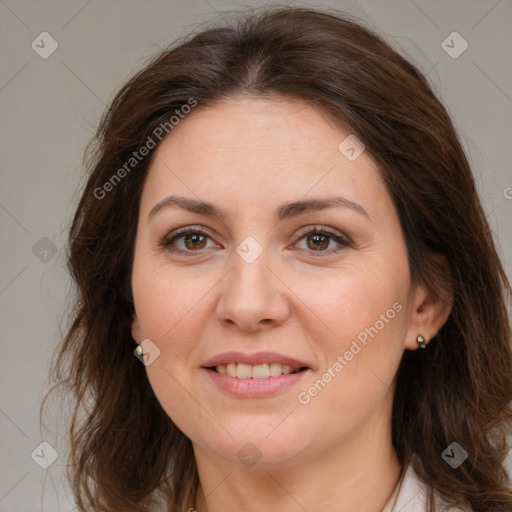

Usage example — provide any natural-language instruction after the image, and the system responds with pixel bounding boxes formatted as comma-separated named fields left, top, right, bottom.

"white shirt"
left=381, top=455, right=472, bottom=511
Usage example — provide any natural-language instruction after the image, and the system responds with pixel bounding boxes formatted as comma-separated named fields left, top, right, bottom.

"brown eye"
left=182, top=232, right=208, bottom=250
left=162, top=228, right=216, bottom=254
left=306, top=233, right=330, bottom=251
left=294, top=226, right=350, bottom=255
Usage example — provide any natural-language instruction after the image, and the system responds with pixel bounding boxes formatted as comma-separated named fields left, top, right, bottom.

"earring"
left=136, top=344, right=143, bottom=356
left=416, top=334, right=429, bottom=349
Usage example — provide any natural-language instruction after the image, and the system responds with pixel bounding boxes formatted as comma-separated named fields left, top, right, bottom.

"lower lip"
left=203, top=368, right=310, bottom=398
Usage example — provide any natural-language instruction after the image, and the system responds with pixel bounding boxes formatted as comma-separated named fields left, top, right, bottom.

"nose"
left=216, top=247, right=291, bottom=333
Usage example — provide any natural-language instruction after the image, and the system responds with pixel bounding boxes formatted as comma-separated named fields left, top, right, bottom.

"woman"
left=43, top=6, right=512, bottom=512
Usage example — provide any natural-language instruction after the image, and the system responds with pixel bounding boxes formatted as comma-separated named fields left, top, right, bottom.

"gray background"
left=1, top=0, right=511, bottom=510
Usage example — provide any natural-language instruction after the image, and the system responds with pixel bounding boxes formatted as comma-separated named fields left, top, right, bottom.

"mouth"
left=201, top=351, right=312, bottom=396
left=206, top=362, right=309, bottom=378
left=203, top=362, right=311, bottom=398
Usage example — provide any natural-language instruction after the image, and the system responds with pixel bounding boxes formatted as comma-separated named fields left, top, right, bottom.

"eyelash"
left=160, top=225, right=351, bottom=257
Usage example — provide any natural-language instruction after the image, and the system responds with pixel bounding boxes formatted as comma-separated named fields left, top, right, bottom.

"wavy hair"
left=42, top=6, right=512, bottom=511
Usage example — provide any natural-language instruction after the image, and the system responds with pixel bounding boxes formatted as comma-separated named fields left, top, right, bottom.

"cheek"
left=132, top=264, right=211, bottom=434
left=298, top=260, right=409, bottom=403
left=145, top=365, right=217, bottom=446
left=305, top=261, right=408, bottom=349
left=132, top=256, right=211, bottom=342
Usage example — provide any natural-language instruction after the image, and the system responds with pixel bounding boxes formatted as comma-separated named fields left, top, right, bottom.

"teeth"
left=271, top=363, right=288, bottom=376
left=236, top=363, right=252, bottom=378
left=252, top=363, right=270, bottom=378
left=227, top=363, right=236, bottom=376
left=216, top=362, right=301, bottom=378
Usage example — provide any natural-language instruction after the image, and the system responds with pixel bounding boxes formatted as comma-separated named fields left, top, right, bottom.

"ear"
left=131, top=312, right=142, bottom=343
left=404, top=253, right=453, bottom=350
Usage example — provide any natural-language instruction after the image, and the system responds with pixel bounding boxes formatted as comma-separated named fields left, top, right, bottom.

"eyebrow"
left=147, top=195, right=370, bottom=223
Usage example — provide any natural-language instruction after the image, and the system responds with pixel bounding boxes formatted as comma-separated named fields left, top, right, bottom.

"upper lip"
left=202, top=351, right=311, bottom=370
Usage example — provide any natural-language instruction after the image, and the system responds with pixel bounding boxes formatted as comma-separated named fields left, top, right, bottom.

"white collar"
left=381, top=455, right=472, bottom=512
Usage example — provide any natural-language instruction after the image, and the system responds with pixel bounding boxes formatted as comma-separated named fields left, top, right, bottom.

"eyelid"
left=166, top=224, right=217, bottom=240
left=294, top=224, right=350, bottom=244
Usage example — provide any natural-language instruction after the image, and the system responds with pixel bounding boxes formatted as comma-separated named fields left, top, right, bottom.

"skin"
left=130, top=95, right=452, bottom=512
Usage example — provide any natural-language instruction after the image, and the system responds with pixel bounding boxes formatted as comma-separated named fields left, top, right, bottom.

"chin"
left=195, top=426, right=309, bottom=469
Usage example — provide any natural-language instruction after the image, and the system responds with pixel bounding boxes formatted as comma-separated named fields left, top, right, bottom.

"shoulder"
left=394, top=454, right=474, bottom=512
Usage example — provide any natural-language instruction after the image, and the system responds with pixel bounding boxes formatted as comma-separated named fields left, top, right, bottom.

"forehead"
left=141, top=95, right=388, bottom=221
left=165, top=95, right=351, bottom=155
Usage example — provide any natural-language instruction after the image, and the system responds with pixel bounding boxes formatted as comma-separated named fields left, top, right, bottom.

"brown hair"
left=42, top=6, right=512, bottom=511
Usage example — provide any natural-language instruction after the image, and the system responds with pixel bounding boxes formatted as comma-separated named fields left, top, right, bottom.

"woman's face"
left=131, top=95, right=426, bottom=468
